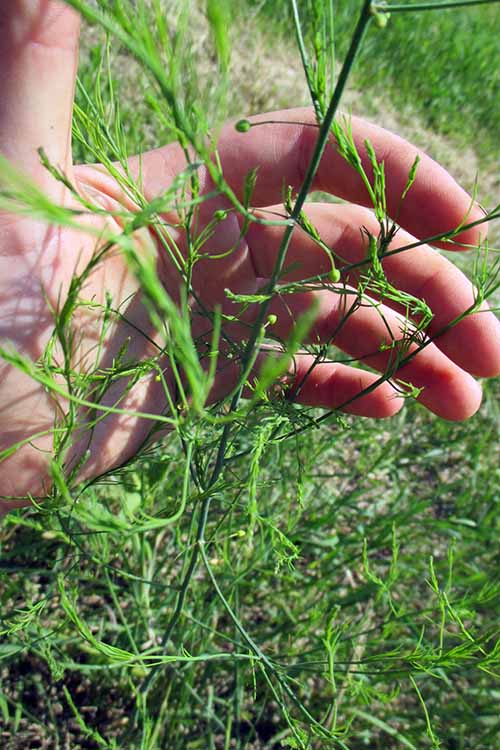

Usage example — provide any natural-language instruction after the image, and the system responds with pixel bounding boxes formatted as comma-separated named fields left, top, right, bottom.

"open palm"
left=1, top=1, right=499, bottom=509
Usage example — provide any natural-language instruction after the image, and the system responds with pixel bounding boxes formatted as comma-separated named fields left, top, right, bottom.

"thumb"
left=0, top=1, right=80, bottom=199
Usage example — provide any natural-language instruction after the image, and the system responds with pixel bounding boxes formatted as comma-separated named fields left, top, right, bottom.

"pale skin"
left=1, top=1, right=500, bottom=513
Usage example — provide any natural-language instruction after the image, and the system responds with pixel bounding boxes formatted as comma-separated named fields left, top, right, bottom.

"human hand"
left=1, top=1, right=499, bottom=510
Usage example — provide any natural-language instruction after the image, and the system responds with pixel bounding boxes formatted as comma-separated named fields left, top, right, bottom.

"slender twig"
left=273, top=292, right=486, bottom=445
left=136, top=0, right=376, bottom=713
left=382, top=0, right=500, bottom=11
left=200, top=543, right=340, bottom=742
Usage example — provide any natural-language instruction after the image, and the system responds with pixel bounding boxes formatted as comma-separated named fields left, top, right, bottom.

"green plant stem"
left=208, top=0, right=373, bottom=594
left=219, top=0, right=375, bottom=424
left=135, top=0, right=377, bottom=727
left=135, top=0, right=375, bottom=715
left=134, top=493, right=211, bottom=702
left=291, top=0, right=322, bottom=117
left=200, top=543, right=341, bottom=742
left=204, top=0, right=375, bottom=475
left=274, top=293, right=485, bottom=445
left=342, top=208, right=499, bottom=276
left=382, top=0, right=500, bottom=11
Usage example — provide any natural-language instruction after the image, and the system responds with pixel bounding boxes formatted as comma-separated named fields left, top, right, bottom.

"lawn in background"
left=242, top=0, right=500, bottom=163
left=0, top=2, right=499, bottom=749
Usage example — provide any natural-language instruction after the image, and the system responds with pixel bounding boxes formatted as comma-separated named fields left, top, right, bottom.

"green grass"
left=241, top=0, right=500, bottom=162
left=1, top=386, right=499, bottom=748
left=1, top=2, right=499, bottom=749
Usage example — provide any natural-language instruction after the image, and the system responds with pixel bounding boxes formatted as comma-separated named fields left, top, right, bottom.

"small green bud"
left=235, top=118, right=251, bottom=133
left=329, top=267, right=341, bottom=283
left=214, top=209, right=227, bottom=221
left=267, top=314, right=278, bottom=326
left=372, top=10, right=390, bottom=29
left=131, top=666, right=149, bottom=678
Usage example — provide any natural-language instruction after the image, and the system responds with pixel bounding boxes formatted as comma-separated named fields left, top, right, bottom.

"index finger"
left=215, top=107, right=486, bottom=250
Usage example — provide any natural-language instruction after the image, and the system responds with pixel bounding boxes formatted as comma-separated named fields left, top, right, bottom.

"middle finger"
left=259, top=286, right=483, bottom=421
left=244, top=202, right=500, bottom=378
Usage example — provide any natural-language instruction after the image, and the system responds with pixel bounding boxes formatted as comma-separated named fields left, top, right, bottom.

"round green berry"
left=235, top=119, right=251, bottom=133
left=329, top=267, right=341, bottom=283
